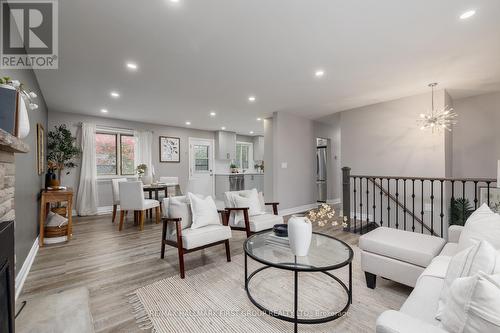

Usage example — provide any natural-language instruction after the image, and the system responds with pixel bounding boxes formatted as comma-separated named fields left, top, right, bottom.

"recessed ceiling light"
left=221, top=126, right=226, bottom=130
left=101, top=109, right=108, bottom=113
left=110, top=91, right=120, bottom=98
left=248, top=96, right=256, bottom=102
left=185, top=121, right=191, bottom=125
left=126, top=62, right=138, bottom=70
left=249, top=131, right=254, bottom=134
left=210, top=111, right=216, bottom=117
left=460, top=10, right=476, bottom=19
left=256, top=117, right=262, bottom=121
left=170, top=0, right=180, bottom=2
left=315, top=69, right=325, bottom=78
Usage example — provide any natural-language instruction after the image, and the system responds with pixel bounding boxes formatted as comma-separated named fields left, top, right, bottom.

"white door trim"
left=188, top=137, right=215, bottom=196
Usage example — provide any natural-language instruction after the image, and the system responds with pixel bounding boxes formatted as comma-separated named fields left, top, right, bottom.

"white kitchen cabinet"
left=253, top=136, right=264, bottom=161
left=215, top=131, right=236, bottom=160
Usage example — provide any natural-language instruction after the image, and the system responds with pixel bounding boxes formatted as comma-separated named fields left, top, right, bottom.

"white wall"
left=452, top=91, right=500, bottom=179
left=48, top=111, right=214, bottom=208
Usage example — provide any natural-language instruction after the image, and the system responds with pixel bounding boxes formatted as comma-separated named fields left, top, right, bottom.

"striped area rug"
left=130, top=247, right=410, bottom=333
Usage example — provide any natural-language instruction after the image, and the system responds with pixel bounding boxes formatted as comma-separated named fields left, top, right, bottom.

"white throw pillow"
left=458, top=203, right=500, bottom=251
left=239, top=188, right=266, bottom=213
left=441, top=272, right=500, bottom=333
left=235, top=188, right=265, bottom=216
left=188, top=193, right=220, bottom=229
left=436, top=240, right=497, bottom=320
left=45, top=211, right=68, bottom=228
left=168, top=196, right=192, bottom=231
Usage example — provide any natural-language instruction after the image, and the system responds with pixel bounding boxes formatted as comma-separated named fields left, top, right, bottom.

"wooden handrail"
left=367, top=178, right=434, bottom=235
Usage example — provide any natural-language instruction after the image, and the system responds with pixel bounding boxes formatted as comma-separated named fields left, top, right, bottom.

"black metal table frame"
left=243, top=232, right=353, bottom=333
left=143, top=185, right=179, bottom=201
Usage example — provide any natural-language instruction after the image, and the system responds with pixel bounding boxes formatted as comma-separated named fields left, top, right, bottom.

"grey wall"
left=452, top=91, right=500, bottom=179
left=263, top=112, right=341, bottom=209
left=48, top=111, right=214, bottom=208
left=2, top=68, right=48, bottom=274
left=270, top=112, right=317, bottom=209
left=263, top=118, right=275, bottom=201
left=339, top=90, right=450, bottom=177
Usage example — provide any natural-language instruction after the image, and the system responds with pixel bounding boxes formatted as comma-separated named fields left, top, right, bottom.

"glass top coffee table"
left=244, top=230, right=354, bottom=333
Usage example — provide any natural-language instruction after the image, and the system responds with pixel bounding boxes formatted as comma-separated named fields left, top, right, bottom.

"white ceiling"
left=34, top=0, right=500, bottom=135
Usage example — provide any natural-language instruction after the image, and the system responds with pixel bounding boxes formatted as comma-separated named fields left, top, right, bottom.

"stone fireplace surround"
left=0, top=128, right=29, bottom=223
left=0, top=128, right=29, bottom=329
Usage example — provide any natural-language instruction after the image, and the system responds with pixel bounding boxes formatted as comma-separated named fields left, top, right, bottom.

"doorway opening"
left=316, top=138, right=328, bottom=203
left=188, top=138, right=215, bottom=197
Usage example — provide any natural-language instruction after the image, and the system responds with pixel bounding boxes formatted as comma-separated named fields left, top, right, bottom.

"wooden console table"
left=39, top=188, right=73, bottom=247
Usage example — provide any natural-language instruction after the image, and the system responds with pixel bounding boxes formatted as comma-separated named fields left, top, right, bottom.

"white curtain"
left=134, top=130, right=153, bottom=177
left=76, top=123, right=98, bottom=216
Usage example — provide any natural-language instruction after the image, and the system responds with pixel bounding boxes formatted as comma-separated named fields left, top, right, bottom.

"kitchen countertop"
left=215, top=172, right=264, bottom=176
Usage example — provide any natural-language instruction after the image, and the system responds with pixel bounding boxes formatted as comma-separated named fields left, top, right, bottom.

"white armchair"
left=161, top=195, right=231, bottom=278
left=118, top=181, right=160, bottom=231
left=224, top=189, right=282, bottom=237
left=111, top=178, right=127, bottom=223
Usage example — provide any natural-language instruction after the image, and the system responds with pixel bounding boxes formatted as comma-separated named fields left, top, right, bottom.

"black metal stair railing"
left=341, top=167, right=497, bottom=238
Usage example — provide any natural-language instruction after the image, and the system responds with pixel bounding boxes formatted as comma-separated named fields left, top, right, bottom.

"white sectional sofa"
left=374, top=226, right=464, bottom=333
left=359, top=226, right=449, bottom=288
left=370, top=201, right=500, bottom=333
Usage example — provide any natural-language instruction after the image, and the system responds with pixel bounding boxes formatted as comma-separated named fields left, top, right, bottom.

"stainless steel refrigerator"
left=316, top=146, right=327, bottom=202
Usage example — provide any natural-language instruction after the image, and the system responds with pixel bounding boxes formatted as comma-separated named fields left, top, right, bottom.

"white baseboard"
left=277, top=200, right=342, bottom=217
left=97, top=206, right=113, bottom=215
left=278, top=203, right=318, bottom=217
left=72, top=206, right=114, bottom=216
left=15, top=237, right=39, bottom=300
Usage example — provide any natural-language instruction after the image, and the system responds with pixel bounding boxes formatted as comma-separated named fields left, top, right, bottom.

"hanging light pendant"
left=418, top=83, right=457, bottom=132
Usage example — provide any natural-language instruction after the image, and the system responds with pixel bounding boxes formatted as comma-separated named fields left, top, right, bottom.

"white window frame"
left=235, top=141, right=254, bottom=171
left=96, top=126, right=136, bottom=179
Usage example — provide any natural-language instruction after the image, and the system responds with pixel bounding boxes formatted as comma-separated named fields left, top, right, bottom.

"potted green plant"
left=136, top=164, right=147, bottom=178
left=230, top=163, right=238, bottom=173
left=449, top=198, right=474, bottom=226
left=47, top=124, right=81, bottom=185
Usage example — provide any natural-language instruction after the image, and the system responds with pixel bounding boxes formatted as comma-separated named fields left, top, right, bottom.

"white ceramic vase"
left=288, top=216, right=312, bottom=256
left=17, top=94, right=30, bottom=139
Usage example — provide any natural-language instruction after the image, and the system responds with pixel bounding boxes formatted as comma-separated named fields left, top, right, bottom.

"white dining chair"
left=119, top=181, right=160, bottom=231
left=111, top=178, right=127, bottom=223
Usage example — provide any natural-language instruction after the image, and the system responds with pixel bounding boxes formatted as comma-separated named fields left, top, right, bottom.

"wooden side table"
left=39, top=188, right=73, bottom=247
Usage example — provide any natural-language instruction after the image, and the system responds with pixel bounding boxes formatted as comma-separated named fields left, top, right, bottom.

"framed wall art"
left=36, top=123, right=45, bottom=175
left=159, top=136, right=180, bottom=163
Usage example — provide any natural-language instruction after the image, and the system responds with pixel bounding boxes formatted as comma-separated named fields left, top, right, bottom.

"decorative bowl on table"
left=272, top=224, right=288, bottom=237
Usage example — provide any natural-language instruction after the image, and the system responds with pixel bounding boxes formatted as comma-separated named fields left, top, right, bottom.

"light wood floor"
left=18, top=213, right=395, bottom=332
